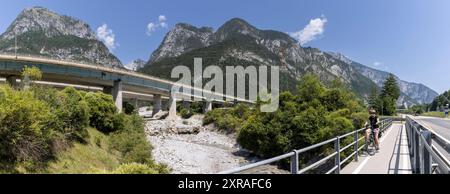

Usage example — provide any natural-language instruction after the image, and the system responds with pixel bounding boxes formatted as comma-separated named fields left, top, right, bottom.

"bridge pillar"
left=152, top=94, right=162, bottom=117
left=204, top=101, right=213, bottom=113
left=167, top=94, right=177, bottom=119
left=103, top=80, right=123, bottom=113
left=103, top=80, right=123, bottom=112
left=112, top=80, right=123, bottom=113
left=6, top=75, right=19, bottom=88
left=133, top=98, right=139, bottom=109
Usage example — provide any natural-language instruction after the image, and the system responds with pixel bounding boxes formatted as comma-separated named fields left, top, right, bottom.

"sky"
left=0, top=0, right=449, bottom=93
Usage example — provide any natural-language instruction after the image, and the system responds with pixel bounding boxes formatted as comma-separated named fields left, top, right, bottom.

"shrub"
left=84, top=92, right=118, bottom=133
left=203, top=108, right=225, bottom=125
left=203, top=103, right=251, bottom=133
left=109, top=114, right=153, bottom=164
left=31, top=85, right=59, bottom=108
left=111, top=163, right=158, bottom=174
left=21, top=66, right=42, bottom=81
left=123, top=101, right=135, bottom=115
left=237, top=116, right=288, bottom=157
left=54, top=87, right=90, bottom=140
left=0, top=85, right=54, bottom=164
left=350, top=112, right=370, bottom=129
left=211, top=74, right=370, bottom=161
left=180, top=108, right=193, bottom=119
left=190, top=101, right=205, bottom=114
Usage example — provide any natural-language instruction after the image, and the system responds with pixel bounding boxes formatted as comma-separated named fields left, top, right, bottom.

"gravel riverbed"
left=144, top=113, right=288, bottom=174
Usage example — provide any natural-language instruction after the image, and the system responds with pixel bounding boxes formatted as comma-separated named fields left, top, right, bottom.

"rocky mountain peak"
left=214, top=18, right=260, bottom=41
left=125, top=59, right=146, bottom=71
left=148, top=22, right=215, bottom=63
left=0, top=6, right=122, bottom=68
left=1, top=6, right=96, bottom=41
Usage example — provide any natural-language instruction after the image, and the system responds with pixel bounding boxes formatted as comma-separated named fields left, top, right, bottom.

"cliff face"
left=0, top=7, right=122, bottom=68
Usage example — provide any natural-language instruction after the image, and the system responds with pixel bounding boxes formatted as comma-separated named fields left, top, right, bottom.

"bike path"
left=341, top=123, right=412, bottom=174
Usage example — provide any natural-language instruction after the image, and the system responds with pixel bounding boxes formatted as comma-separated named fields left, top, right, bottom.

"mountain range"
left=0, top=7, right=438, bottom=105
left=139, top=18, right=438, bottom=106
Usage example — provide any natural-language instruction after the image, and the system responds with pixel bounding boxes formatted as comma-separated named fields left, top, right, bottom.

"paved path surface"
left=341, top=123, right=412, bottom=174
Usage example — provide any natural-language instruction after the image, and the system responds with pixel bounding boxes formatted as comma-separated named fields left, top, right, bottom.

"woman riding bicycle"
left=365, top=109, right=380, bottom=152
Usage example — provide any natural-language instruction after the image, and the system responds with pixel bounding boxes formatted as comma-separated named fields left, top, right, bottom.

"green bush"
left=84, top=92, right=118, bottom=133
left=54, top=87, right=90, bottom=141
left=0, top=85, right=54, bottom=164
left=111, top=163, right=158, bottom=174
left=237, top=116, right=289, bottom=157
left=31, top=86, right=90, bottom=141
left=190, top=101, right=205, bottom=114
left=203, top=108, right=225, bottom=125
left=22, top=66, right=43, bottom=81
left=180, top=108, right=193, bottom=119
left=109, top=114, right=153, bottom=164
left=123, top=101, right=135, bottom=115
left=0, top=84, right=166, bottom=173
left=208, top=74, right=369, bottom=161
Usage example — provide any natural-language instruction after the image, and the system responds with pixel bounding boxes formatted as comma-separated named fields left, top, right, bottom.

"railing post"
left=334, top=137, right=341, bottom=174
left=414, top=125, right=421, bottom=173
left=354, top=130, right=359, bottom=162
left=409, top=121, right=416, bottom=172
left=290, top=150, right=299, bottom=174
left=420, top=130, right=432, bottom=174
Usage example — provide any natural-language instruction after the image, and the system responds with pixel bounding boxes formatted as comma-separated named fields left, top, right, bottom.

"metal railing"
left=405, top=116, right=450, bottom=174
left=219, top=119, right=393, bottom=174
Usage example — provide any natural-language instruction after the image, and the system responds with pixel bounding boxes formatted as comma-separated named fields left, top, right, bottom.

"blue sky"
left=1, top=0, right=449, bottom=93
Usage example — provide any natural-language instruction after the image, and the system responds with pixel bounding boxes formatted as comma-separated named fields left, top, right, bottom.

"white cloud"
left=159, top=15, right=167, bottom=22
left=147, top=22, right=157, bottom=33
left=147, top=15, right=168, bottom=36
left=160, top=22, right=168, bottom=28
left=96, top=24, right=117, bottom=51
left=373, top=62, right=382, bottom=67
left=290, top=16, right=328, bottom=45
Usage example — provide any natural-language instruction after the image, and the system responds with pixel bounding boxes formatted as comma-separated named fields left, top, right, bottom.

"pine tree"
left=380, top=74, right=400, bottom=100
left=378, top=74, right=401, bottom=116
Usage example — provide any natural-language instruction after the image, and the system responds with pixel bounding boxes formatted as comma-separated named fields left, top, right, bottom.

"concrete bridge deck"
left=341, top=122, right=412, bottom=174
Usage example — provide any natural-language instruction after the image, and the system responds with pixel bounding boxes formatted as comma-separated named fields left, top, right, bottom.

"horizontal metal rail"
left=298, top=152, right=337, bottom=174
left=219, top=118, right=394, bottom=174
left=406, top=116, right=450, bottom=174
left=218, top=152, right=295, bottom=174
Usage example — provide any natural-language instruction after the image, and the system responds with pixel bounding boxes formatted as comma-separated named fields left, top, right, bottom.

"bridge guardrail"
left=406, top=116, right=450, bottom=174
left=219, top=119, right=393, bottom=174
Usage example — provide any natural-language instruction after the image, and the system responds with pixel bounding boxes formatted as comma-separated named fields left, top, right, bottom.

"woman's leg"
left=365, top=129, right=370, bottom=150
left=374, top=130, right=380, bottom=150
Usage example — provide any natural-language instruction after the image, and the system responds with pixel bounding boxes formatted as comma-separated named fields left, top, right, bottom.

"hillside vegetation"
left=0, top=67, right=168, bottom=174
left=204, top=74, right=369, bottom=166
